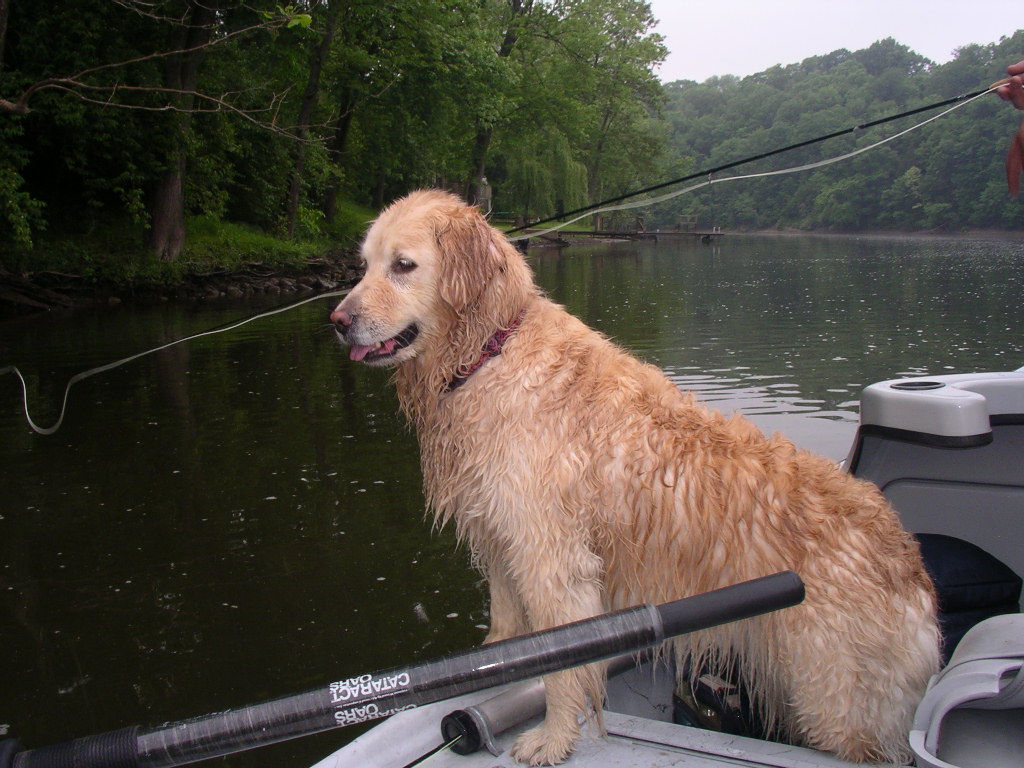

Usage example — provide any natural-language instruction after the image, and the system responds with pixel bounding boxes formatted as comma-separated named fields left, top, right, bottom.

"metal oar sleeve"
left=439, top=570, right=806, bottom=755
left=11, top=571, right=803, bottom=768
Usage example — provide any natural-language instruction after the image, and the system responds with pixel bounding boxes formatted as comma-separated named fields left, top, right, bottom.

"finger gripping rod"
left=10, top=571, right=804, bottom=768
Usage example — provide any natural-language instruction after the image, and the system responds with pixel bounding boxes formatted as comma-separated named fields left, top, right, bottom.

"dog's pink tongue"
left=349, top=339, right=397, bottom=362
left=349, top=344, right=375, bottom=362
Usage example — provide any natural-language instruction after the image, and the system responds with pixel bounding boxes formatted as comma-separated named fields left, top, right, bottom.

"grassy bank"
left=9, top=207, right=373, bottom=282
left=0, top=201, right=375, bottom=313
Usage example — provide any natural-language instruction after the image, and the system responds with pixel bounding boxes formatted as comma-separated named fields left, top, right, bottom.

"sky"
left=647, top=0, right=1023, bottom=83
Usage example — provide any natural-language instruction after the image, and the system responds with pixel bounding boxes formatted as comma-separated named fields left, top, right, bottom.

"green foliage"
left=655, top=32, right=1024, bottom=232
left=182, top=216, right=324, bottom=268
left=8, top=215, right=325, bottom=288
left=2, top=0, right=1021, bottom=284
left=0, top=161, right=46, bottom=249
left=322, top=199, right=375, bottom=244
left=500, top=129, right=589, bottom=219
left=0, top=120, right=45, bottom=250
left=5, top=216, right=153, bottom=280
left=268, top=4, right=313, bottom=29
left=485, top=0, right=667, bottom=214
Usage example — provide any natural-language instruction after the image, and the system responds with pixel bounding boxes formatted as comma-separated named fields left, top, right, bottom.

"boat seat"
left=916, top=534, right=1022, bottom=663
left=910, top=614, right=1024, bottom=768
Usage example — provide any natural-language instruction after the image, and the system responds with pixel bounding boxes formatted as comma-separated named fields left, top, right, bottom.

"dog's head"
left=330, top=189, right=522, bottom=368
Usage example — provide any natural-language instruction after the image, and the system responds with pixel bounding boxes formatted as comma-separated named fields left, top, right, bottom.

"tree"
left=483, top=0, right=665, bottom=218
left=285, top=4, right=338, bottom=237
left=879, top=166, right=923, bottom=228
left=148, top=0, right=220, bottom=260
left=0, top=1, right=310, bottom=120
left=311, top=0, right=492, bottom=211
left=567, top=0, right=665, bottom=201
left=5, top=0, right=1021, bottom=270
left=0, top=0, right=9, bottom=72
left=466, top=0, right=535, bottom=204
left=1, top=0, right=312, bottom=258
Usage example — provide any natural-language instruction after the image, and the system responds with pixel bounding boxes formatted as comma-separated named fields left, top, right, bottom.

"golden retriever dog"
left=330, top=189, right=941, bottom=765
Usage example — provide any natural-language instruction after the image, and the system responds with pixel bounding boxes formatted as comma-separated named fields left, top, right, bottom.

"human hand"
left=994, top=60, right=1024, bottom=109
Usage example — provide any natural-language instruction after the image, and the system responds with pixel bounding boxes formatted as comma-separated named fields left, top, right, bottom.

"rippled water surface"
left=1, top=233, right=1022, bottom=765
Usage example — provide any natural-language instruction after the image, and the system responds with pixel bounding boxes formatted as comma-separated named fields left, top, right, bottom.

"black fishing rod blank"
left=4, top=571, right=804, bottom=768
left=508, top=86, right=994, bottom=236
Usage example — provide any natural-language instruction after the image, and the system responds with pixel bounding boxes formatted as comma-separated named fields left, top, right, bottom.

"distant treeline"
left=653, top=34, right=1024, bottom=232
left=1, top=2, right=1022, bottom=271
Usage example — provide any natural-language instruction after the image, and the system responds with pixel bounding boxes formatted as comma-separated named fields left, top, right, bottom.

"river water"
left=1, top=233, right=1023, bottom=766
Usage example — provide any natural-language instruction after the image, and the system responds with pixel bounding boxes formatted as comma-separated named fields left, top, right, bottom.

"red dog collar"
left=446, top=310, right=526, bottom=393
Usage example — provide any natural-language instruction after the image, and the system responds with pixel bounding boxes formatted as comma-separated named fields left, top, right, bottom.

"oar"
left=3, top=571, right=804, bottom=768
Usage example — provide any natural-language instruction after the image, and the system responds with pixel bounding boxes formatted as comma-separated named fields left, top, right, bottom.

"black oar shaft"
left=657, top=569, right=803, bottom=636
left=136, top=603, right=663, bottom=768
left=12, top=572, right=803, bottom=768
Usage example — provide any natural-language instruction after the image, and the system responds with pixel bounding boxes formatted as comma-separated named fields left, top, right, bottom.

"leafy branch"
left=0, top=4, right=311, bottom=134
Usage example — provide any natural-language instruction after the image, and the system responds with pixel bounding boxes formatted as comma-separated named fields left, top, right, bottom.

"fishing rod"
left=507, top=84, right=997, bottom=237
left=2, top=571, right=804, bottom=768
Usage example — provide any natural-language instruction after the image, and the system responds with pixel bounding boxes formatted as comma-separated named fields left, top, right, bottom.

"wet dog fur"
left=330, top=190, right=941, bottom=765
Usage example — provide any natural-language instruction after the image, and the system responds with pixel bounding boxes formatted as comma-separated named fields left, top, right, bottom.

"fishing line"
left=399, top=734, right=463, bottom=768
left=1, top=289, right=347, bottom=435
left=507, top=84, right=1001, bottom=241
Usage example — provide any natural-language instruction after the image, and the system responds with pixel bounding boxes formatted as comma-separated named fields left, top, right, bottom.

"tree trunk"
left=467, top=128, right=493, bottom=205
left=148, top=0, right=217, bottom=260
left=371, top=168, right=387, bottom=210
left=466, top=0, right=532, bottom=202
left=0, top=0, right=10, bottom=71
left=0, top=0, right=10, bottom=268
left=150, top=154, right=187, bottom=261
left=286, top=9, right=338, bottom=237
left=586, top=107, right=613, bottom=202
left=322, top=101, right=355, bottom=224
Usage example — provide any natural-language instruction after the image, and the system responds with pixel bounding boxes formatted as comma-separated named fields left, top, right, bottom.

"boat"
left=5, top=369, right=1020, bottom=768
left=313, top=367, right=1024, bottom=768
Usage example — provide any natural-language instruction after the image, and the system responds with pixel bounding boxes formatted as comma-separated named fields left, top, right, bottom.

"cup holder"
left=890, top=380, right=946, bottom=391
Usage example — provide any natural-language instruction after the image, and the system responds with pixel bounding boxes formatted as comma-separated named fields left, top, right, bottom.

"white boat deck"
left=314, top=707, right=863, bottom=768
left=313, top=663, right=864, bottom=768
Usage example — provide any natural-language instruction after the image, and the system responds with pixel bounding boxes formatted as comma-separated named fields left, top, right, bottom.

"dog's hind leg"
left=780, top=594, right=938, bottom=764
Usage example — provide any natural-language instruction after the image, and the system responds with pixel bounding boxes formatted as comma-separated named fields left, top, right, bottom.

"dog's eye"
left=393, top=258, right=417, bottom=274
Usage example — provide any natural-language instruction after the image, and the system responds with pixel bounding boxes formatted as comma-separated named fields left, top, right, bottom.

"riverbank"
left=5, top=226, right=1021, bottom=317
left=1, top=203, right=377, bottom=317
left=0, top=256, right=361, bottom=316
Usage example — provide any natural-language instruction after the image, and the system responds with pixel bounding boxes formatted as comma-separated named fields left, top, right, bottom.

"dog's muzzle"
left=330, top=308, right=419, bottom=363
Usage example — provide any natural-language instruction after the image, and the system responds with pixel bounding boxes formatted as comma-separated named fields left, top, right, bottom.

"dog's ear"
left=436, top=207, right=506, bottom=312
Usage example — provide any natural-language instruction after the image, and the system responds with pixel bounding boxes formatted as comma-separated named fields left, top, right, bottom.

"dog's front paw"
left=510, top=720, right=578, bottom=766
